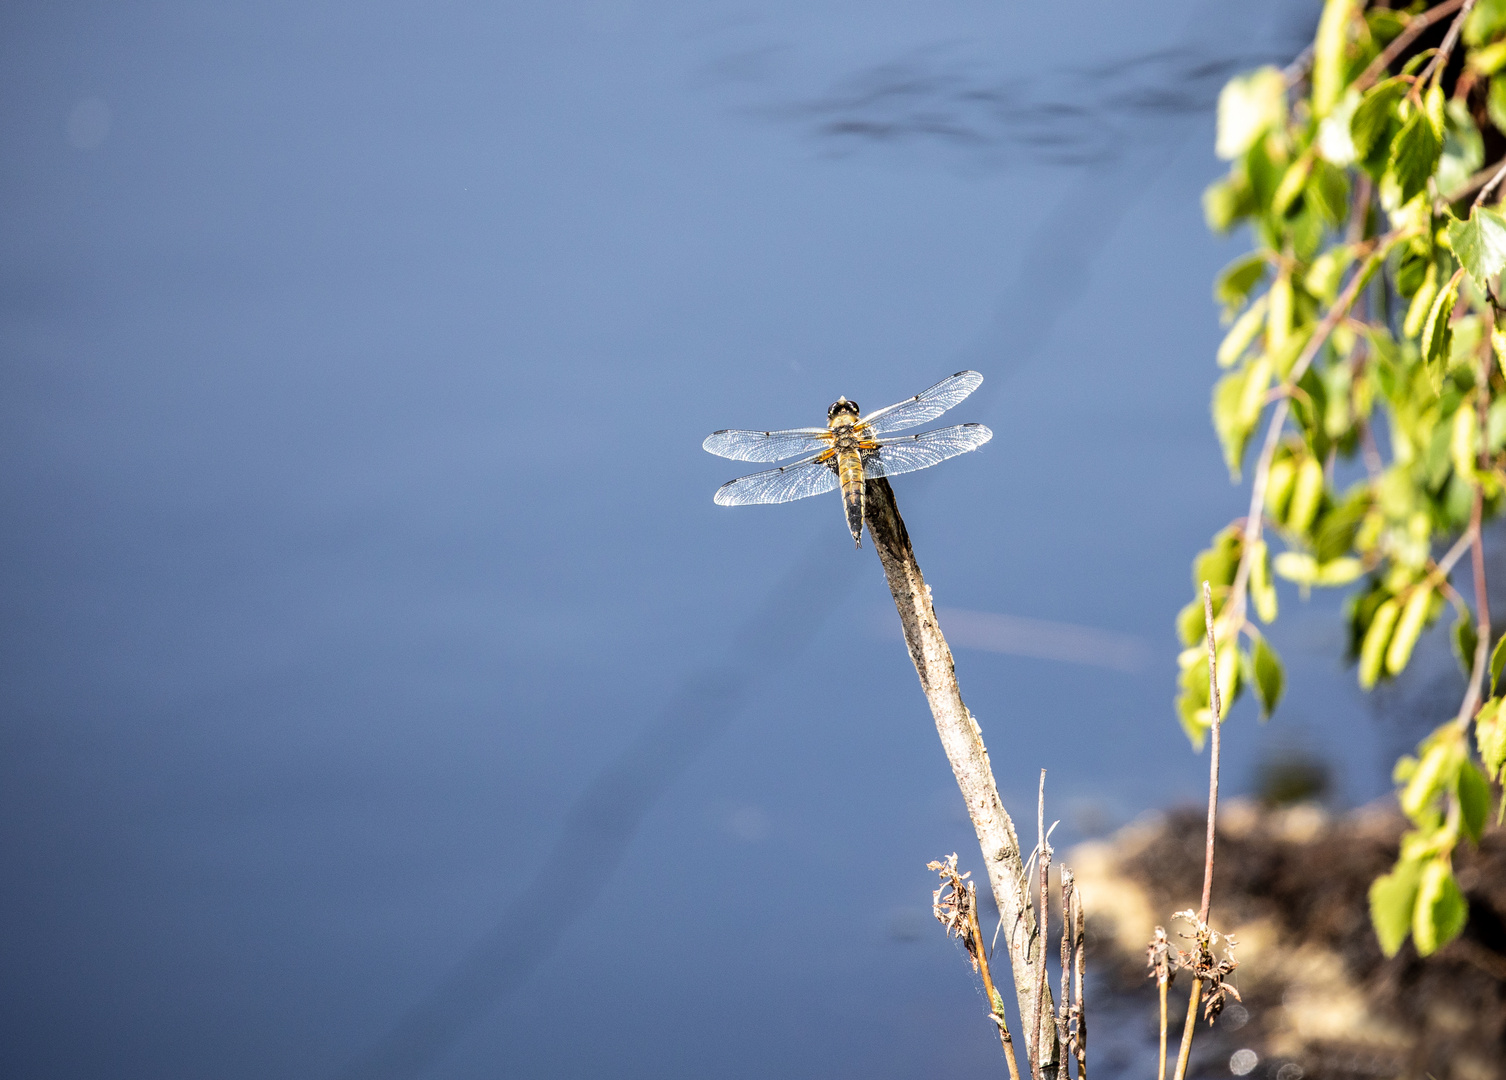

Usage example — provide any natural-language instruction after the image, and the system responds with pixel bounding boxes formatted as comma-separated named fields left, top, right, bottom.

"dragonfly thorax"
left=826, top=397, right=860, bottom=425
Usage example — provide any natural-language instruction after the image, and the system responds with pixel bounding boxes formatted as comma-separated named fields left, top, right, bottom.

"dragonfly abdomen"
left=837, top=449, right=866, bottom=546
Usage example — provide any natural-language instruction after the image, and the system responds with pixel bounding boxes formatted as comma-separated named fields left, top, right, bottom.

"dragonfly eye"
left=827, top=398, right=860, bottom=419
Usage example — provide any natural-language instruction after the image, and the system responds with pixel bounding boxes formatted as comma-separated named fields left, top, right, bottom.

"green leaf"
left=1453, top=612, right=1480, bottom=680
left=1314, top=556, right=1365, bottom=585
left=1446, top=207, right=1506, bottom=292
left=1473, top=39, right=1506, bottom=76
left=1203, top=174, right=1253, bottom=233
left=1387, top=110, right=1443, bottom=207
left=1214, top=252, right=1269, bottom=316
left=1400, top=739, right=1459, bottom=821
left=1438, top=99, right=1484, bottom=196
left=1402, top=258, right=1439, bottom=339
left=1452, top=397, right=1481, bottom=480
left=1176, top=659, right=1211, bottom=751
left=1251, top=636, right=1284, bottom=719
left=1351, top=78, right=1408, bottom=173
left=1359, top=597, right=1400, bottom=689
left=1304, top=245, right=1354, bottom=302
left=1217, top=296, right=1268, bottom=368
left=1193, top=528, right=1242, bottom=590
left=1272, top=152, right=1314, bottom=218
left=1176, top=596, right=1206, bottom=648
left=1214, top=366, right=1254, bottom=478
left=1458, top=759, right=1491, bottom=843
left=1307, top=157, right=1351, bottom=226
left=1491, top=633, right=1506, bottom=695
left=1466, top=0, right=1506, bottom=47
left=1312, top=0, right=1358, bottom=119
left=1265, top=455, right=1297, bottom=521
left=1422, top=271, right=1462, bottom=393
left=1313, top=488, right=1371, bottom=563
left=1216, top=67, right=1289, bottom=160
left=1250, top=539, right=1278, bottom=623
left=1479, top=698, right=1506, bottom=769
left=1273, top=550, right=1317, bottom=584
left=1386, top=585, right=1435, bottom=675
left=1413, top=858, right=1468, bottom=957
left=1369, top=856, right=1424, bottom=957
left=1490, top=76, right=1506, bottom=137
left=1285, top=455, right=1326, bottom=536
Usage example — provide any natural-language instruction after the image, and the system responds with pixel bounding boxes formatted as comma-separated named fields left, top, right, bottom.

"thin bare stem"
left=1072, top=888, right=1085, bottom=1080
left=1171, top=584, right=1226, bottom=1080
left=968, top=883, right=1024, bottom=1080
left=1473, top=158, right=1506, bottom=211
left=1226, top=231, right=1413, bottom=632
left=1438, top=524, right=1481, bottom=581
left=1459, top=320, right=1496, bottom=726
left=1355, top=0, right=1467, bottom=92
left=1418, top=0, right=1476, bottom=88
left=1198, top=583, right=1222, bottom=925
left=1157, top=977, right=1168, bottom=1080
left=1034, top=769, right=1051, bottom=1080
left=1170, top=982, right=1202, bottom=1080
left=1058, top=868, right=1072, bottom=1059
left=864, top=478, right=1060, bottom=1077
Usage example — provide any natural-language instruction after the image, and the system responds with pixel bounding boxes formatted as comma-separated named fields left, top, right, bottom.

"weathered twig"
left=1034, top=770, right=1051, bottom=1079
left=1057, top=868, right=1072, bottom=1057
left=970, top=882, right=1025, bottom=1080
left=930, top=854, right=1025, bottom=1080
left=1071, top=884, right=1085, bottom=1080
left=865, top=477, right=1060, bottom=1076
left=1170, top=583, right=1226, bottom=1080
left=1148, top=927, right=1171, bottom=1080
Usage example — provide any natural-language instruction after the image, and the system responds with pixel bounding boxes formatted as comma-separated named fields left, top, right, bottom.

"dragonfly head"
left=827, top=396, right=860, bottom=423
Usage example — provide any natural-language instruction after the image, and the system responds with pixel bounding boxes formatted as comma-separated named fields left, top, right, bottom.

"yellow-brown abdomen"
left=837, top=449, right=865, bottom=546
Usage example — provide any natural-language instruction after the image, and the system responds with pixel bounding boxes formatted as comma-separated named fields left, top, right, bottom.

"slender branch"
left=1072, top=888, right=1086, bottom=1080
left=1355, top=0, right=1467, bottom=93
left=1058, top=868, right=1072, bottom=1057
left=1035, top=770, right=1051, bottom=1080
left=968, top=882, right=1024, bottom=1080
left=1157, top=975, right=1169, bottom=1080
left=1418, top=0, right=1477, bottom=88
left=1197, top=583, right=1222, bottom=926
left=1472, top=159, right=1506, bottom=210
left=1171, top=584, right=1226, bottom=1080
left=1459, top=318, right=1496, bottom=725
left=863, top=478, right=1060, bottom=1077
left=1226, top=231, right=1412, bottom=631
left=1170, top=977, right=1202, bottom=1080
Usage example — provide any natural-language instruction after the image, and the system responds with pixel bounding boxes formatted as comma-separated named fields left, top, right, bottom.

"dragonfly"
left=703, top=370, right=993, bottom=547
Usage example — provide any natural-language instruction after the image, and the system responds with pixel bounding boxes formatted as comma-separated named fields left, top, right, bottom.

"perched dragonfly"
left=703, top=370, right=993, bottom=546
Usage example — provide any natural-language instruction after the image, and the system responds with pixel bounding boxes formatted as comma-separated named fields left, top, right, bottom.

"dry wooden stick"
left=968, top=882, right=1024, bottom=1080
left=1148, top=926, right=1170, bottom=1080
left=864, top=477, right=1061, bottom=1077
left=1071, top=885, right=1085, bottom=1080
left=1035, top=770, right=1051, bottom=1080
left=1058, top=867, right=1072, bottom=1056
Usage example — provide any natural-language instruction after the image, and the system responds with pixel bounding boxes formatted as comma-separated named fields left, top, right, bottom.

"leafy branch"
left=1194, top=0, right=1506, bottom=962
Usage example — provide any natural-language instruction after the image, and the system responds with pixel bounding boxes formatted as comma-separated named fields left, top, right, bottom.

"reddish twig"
left=1354, top=0, right=1467, bottom=92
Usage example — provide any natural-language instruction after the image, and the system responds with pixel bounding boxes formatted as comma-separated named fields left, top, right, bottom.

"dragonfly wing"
left=714, top=451, right=840, bottom=505
left=862, top=423, right=993, bottom=479
left=857, top=370, right=984, bottom=437
left=703, top=427, right=832, bottom=462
